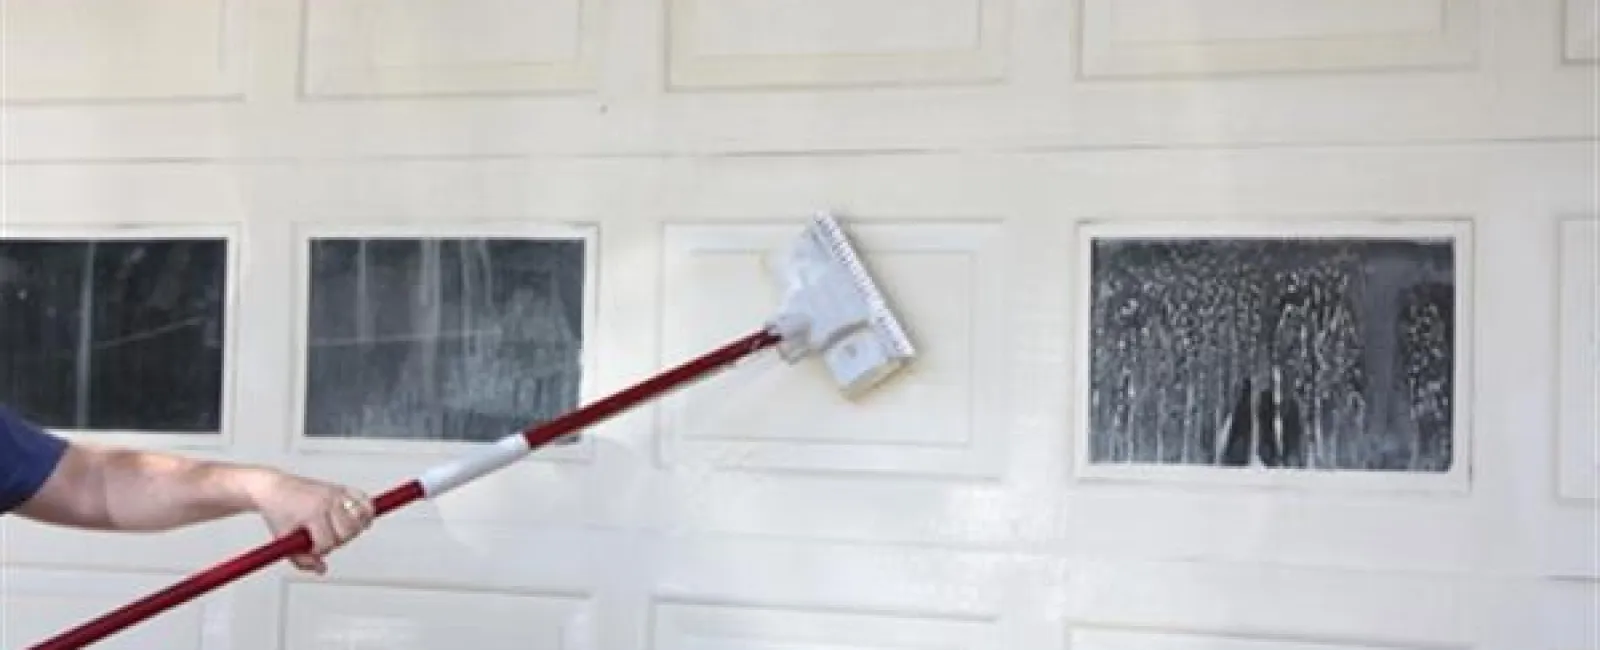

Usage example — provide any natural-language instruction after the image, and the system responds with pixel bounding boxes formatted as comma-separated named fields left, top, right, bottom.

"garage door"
left=3, top=0, right=1597, bottom=648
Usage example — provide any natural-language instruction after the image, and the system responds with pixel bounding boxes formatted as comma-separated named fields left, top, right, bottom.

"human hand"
left=245, top=469, right=375, bottom=574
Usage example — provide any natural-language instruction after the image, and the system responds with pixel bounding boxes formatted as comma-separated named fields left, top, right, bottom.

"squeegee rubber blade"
left=810, top=212, right=916, bottom=359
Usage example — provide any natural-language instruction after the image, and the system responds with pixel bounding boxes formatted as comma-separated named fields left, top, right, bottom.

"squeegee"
left=31, top=211, right=917, bottom=649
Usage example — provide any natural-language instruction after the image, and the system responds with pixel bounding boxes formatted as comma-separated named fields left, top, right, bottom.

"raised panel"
left=653, top=601, right=995, bottom=650
left=0, top=0, right=245, bottom=101
left=667, top=0, right=1010, bottom=88
left=0, top=567, right=225, bottom=649
left=1069, top=561, right=1471, bottom=648
left=1569, top=0, right=1600, bottom=62
left=652, top=537, right=1015, bottom=620
left=1535, top=580, right=1600, bottom=649
left=1069, top=628, right=1422, bottom=650
left=1558, top=218, right=1599, bottom=501
left=657, top=220, right=1008, bottom=480
left=301, top=0, right=600, bottom=97
left=1079, top=0, right=1478, bottom=78
left=1063, top=491, right=1476, bottom=574
left=284, top=582, right=593, bottom=649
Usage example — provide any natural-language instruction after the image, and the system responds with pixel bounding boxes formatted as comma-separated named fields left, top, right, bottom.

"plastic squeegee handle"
left=31, top=329, right=782, bottom=650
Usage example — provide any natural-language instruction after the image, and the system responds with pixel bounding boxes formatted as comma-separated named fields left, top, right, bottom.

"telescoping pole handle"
left=32, top=329, right=781, bottom=650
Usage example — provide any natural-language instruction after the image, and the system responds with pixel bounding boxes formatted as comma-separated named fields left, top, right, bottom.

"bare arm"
left=15, top=443, right=374, bottom=573
left=17, top=444, right=262, bottom=530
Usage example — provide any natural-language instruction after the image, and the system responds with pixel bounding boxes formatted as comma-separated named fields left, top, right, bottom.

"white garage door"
left=1, top=0, right=1596, bottom=648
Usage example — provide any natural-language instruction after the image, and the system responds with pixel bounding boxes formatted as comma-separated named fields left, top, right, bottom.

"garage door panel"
left=651, top=536, right=1028, bottom=620
left=666, top=0, right=1010, bottom=88
left=0, top=567, right=229, bottom=650
left=1528, top=580, right=1599, bottom=649
left=1459, top=579, right=1599, bottom=649
left=1061, top=490, right=1476, bottom=573
left=652, top=600, right=997, bottom=650
left=1068, top=560, right=1472, bottom=648
left=1557, top=217, right=1598, bottom=503
left=301, top=520, right=609, bottom=592
left=638, top=472, right=1042, bottom=544
left=0, top=0, right=246, bottom=102
left=301, top=0, right=600, bottom=97
left=1067, top=628, right=1430, bottom=650
left=656, top=220, right=1010, bottom=481
left=1566, top=0, right=1600, bottom=62
left=1541, top=508, right=1600, bottom=579
left=283, top=581, right=594, bottom=650
left=1078, top=0, right=1477, bottom=78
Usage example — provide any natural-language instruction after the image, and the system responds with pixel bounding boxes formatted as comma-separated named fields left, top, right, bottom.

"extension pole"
left=33, top=329, right=782, bottom=650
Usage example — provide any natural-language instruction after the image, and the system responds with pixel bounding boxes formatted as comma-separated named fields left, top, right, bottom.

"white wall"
left=2, top=0, right=1596, bottom=648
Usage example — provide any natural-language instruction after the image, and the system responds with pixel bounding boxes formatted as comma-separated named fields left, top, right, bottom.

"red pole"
left=32, top=329, right=781, bottom=650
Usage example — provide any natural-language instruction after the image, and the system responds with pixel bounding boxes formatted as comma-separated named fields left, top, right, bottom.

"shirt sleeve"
left=0, top=406, right=69, bottom=514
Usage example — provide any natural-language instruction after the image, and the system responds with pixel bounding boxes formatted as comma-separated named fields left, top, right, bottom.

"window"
left=0, top=238, right=229, bottom=433
left=1086, top=236, right=1458, bottom=473
left=302, top=237, right=587, bottom=443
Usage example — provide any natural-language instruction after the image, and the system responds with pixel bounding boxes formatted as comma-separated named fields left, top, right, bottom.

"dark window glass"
left=1087, top=237, right=1456, bottom=473
left=0, top=239, right=228, bottom=433
left=304, top=238, right=585, bottom=443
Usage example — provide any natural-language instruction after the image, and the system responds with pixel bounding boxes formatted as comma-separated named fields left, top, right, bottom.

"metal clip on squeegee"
left=31, top=210, right=917, bottom=649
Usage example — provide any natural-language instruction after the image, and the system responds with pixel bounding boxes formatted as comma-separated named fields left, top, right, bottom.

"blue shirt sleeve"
left=0, top=405, right=69, bottom=514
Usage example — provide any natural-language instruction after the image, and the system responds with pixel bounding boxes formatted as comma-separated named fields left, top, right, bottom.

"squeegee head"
left=766, top=211, right=917, bottom=398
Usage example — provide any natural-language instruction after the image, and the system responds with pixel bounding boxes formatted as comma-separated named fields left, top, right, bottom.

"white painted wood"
left=657, top=220, right=1010, bottom=480
left=1079, top=0, right=1478, bottom=77
left=1068, top=628, right=1422, bottom=650
left=667, top=0, right=1009, bottom=87
left=1067, top=559, right=1474, bottom=648
left=0, top=0, right=247, bottom=102
left=1558, top=218, right=1599, bottom=502
left=282, top=582, right=593, bottom=650
left=653, top=600, right=995, bottom=650
left=300, top=0, right=600, bottom=97
left=0, top=1, right=1596, bottom=649
left=0, top=567, right=233, bottom=649
left=1568, top=0, right=1600, bottom=62
left=1533, top=580, right=1600, bottom=649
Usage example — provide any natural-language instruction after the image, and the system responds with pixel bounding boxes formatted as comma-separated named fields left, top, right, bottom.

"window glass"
left=303, top=237, right=586, bottom=442
left=0, top=239, right=229, bottom=433
left=1088, top=237, right=1456, bottom=472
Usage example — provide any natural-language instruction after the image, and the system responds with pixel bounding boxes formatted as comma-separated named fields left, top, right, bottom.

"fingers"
left=289, top=553, right=326, bottom=575
left=278, top=489, right=374, bottom=575
left=294, top=516, right=338, bottom=574
left=326, top=500, right=363, bottom=548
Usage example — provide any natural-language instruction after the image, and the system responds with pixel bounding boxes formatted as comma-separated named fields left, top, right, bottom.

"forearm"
left=20, top=444, right=275, bottom=531
left=93, top=448, right=274, bottom=530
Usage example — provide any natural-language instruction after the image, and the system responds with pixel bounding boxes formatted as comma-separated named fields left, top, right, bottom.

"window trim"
left=0, top=223, right=241, bottom=450
left=287, top=220, right=599, bottom=462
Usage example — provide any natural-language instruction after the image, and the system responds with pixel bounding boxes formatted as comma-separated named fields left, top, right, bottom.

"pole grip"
left=29, top=328, right=780, bottom=649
